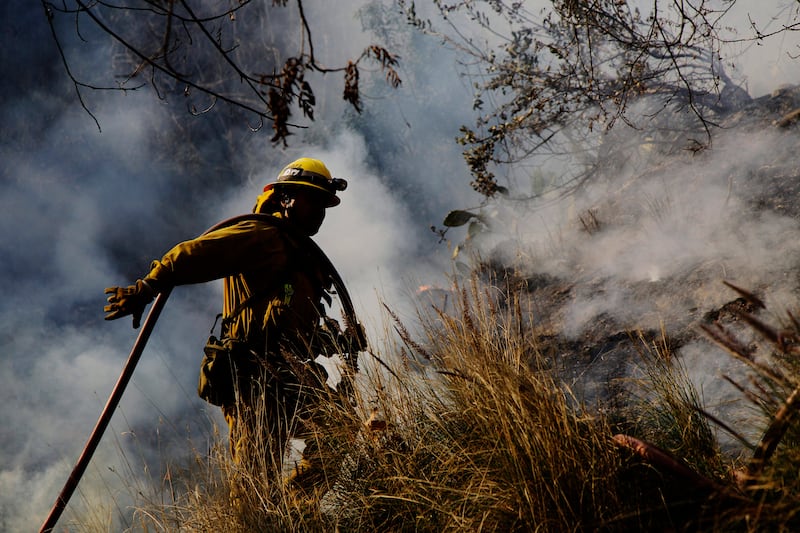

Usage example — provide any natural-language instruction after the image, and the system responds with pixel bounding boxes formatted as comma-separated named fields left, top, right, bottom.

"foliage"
left=40, top=0, right=401, bottom=143
left=399, top=0, right=800, bottom=198
left=78, top=274, right=797, bottom=532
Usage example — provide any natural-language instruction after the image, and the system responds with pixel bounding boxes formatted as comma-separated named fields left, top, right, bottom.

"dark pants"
left=222, top=358, right=332, bottom=485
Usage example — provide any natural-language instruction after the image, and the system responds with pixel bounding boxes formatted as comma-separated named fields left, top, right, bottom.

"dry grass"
left=88, top=276, right=800, bottom=531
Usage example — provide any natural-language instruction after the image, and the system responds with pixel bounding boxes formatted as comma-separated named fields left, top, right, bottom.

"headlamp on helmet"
left=267, top=157, right=345, bottom=207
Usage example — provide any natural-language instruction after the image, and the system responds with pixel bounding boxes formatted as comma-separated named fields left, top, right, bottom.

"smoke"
left=214, top=130, right=429, bottom=345
left=400, top=2, right=800, bottom=453
left=477, top=114, right=800, bottom=450
left=4, top=1, right=800, bottom=530
left=498, top=123, right=800, bottom=325
left=0, top=88, right=220, bottom=530
left=0, top=1, right=480, bottom=530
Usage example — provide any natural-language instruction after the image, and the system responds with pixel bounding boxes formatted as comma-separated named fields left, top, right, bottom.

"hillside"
left=470, top=84, right=800, bottom=415
left=118, top=86, right=800, bottom=532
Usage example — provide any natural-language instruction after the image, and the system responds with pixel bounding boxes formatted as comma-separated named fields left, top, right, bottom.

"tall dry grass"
left=100, top=276, right=800, bottom=531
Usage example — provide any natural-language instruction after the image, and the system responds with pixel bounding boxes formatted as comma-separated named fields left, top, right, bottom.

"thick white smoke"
left=3, top=1, right=800, bottom=530
left=475, top=117, right=800, bottom=451
left=0, top=1, right=475, bottom=530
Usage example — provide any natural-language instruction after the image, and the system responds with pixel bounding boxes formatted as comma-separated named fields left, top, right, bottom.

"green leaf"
left=443, top=210, right=476, bottom=227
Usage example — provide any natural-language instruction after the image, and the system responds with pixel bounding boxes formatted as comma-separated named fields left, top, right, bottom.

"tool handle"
left=39, top=289, right=172, bottom=533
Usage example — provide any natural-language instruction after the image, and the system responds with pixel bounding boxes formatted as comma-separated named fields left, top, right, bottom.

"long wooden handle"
left=39, top=289, right=172, bottom=533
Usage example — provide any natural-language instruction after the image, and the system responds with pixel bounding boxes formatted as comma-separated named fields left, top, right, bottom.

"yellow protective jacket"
left=144, top=216, right=331, bottom=358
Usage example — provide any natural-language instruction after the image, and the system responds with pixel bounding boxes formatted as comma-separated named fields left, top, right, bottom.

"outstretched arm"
left=104, top=219, right=289, bottom=328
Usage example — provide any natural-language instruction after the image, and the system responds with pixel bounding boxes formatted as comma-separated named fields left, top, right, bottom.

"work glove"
left=104, top=279, right=157, bottom=328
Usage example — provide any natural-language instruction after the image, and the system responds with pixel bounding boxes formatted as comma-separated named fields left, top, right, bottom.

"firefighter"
left=103, top=157, right=353, bottom=495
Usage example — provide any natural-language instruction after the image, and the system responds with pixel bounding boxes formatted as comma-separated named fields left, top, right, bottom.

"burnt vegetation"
left=40, top=1, right=800, bottom=531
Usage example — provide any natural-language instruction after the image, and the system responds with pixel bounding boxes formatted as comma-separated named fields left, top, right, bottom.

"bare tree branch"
left=41, top=0, right=401, bottom=142
left=404, top=0, right=795, bottom=198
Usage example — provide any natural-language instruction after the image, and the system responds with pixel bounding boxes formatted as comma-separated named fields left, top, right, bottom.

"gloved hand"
left=104, top=279, right=157, bottom=328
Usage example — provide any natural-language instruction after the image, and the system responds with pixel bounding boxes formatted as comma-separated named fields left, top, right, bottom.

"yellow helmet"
left=265, top=157, right=347, bottom=208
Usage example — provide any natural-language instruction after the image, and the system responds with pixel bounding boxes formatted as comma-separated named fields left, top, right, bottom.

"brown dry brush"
left=374, top=278, right=632, bottom=531
left=611, top=328, right=752, bottom=531
left=130, top=406, right=347, bottom=532
left=694, top=285, right=800, bottom=528
left=408, top=277, right=800, bottom=531
left=129, top=275, right=629, bottom=531
left=628, top=328, right=725, bottom=481
left=618, top=283, right=800, bottom=530
left=129, top=278, right=800, bottom=531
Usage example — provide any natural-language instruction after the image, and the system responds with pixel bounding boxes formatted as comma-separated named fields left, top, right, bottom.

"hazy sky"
left=3, top=1, right=800, bottom=530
